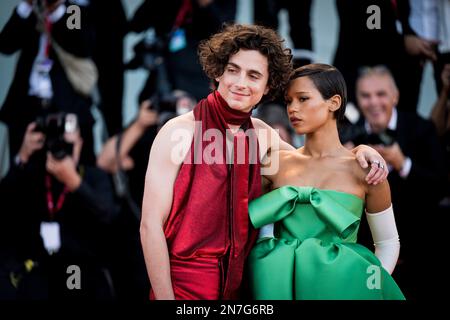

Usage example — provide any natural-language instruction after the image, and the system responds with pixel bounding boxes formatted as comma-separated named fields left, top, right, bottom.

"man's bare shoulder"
left=151, top=111, right=195, bottom=159
left=251, top=117, right=295, bottom=152
left=161, top=111, right=195, bottom=132
left=154, top=111, right=194, bottom=142
left=265, top=147, right=298, bottom=166
left=251, top=117, right=272, bottom=131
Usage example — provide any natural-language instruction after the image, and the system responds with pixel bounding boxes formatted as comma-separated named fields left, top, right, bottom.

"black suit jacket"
left=333, top=0, right=413, bottom=104
left=346, top=111, right=446, bottom=257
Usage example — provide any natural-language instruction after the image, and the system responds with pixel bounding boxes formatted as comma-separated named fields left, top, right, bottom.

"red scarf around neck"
left=163, top=91, right=262, bottom=299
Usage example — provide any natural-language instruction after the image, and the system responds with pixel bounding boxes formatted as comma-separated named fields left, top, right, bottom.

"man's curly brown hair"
left=198, top=24, right=293, bottom=101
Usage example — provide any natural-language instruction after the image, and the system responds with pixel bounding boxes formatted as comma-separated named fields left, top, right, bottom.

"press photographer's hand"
left=46, top=152, right=81, bottom=191
left=18, top=122, right=45, bottom=164
left=136, top=100, right=159, bottom=130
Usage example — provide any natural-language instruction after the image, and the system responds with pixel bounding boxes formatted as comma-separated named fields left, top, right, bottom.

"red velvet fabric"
left=151, top=91, right=261, bottom=300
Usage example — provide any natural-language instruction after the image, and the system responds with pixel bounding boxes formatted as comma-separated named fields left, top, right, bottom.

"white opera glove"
left=366, top=204, right=400, bottom=274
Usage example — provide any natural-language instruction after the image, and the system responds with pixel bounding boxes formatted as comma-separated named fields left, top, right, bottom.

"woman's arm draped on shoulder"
left=140, top=115, right=193, bottom=299
left=365, top=181, right=400, bottom=275
left=253, top=118, right=293, bottom=180
left=352, top=144, right=389, bottom=185
left=253, top=118, right=295, bottom=153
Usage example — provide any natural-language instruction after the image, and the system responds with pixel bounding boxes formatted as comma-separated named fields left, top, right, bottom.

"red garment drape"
left=151, top=91, right=261, bottom=300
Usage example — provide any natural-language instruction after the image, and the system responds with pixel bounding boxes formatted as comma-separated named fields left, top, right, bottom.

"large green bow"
left=249, top=186, right=363, bottom=239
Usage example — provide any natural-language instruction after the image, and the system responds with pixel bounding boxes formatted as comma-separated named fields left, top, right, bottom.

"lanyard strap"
left=44, top=16, right=53, bottom=58
left=45, top=174, right=68, bottom=219
left=173, top=0, right=192, bottom=31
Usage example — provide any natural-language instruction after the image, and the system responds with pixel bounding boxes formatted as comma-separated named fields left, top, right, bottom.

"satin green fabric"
left=248, top=186, right=405, bottom=300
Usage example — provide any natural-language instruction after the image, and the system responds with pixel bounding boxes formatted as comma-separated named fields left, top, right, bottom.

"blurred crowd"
left=0, top=0, right=448, bottom=300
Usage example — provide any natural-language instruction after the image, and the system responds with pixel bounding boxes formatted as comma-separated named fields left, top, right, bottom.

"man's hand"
left=352, top=144, right=389, bottom=185
left=136, top=100, right=159, bottom=130
left=18, top=122, right=45, bottom=164
left=441, top=64, right=450, bottom=95
left=404, top=35, right=438, bottom=61
left=373, top=143, right=406, bottom=172
left=46, top=153, right=81, bottom=191
left=97, top=135, right=135, bottom=174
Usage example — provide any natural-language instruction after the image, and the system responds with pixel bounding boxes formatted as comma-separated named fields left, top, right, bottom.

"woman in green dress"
left=248, top=64, right=405, bottom=300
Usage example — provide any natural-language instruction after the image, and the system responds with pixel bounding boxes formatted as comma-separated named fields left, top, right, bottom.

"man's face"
left=216, top=49, right=270, bottom=113
left=356, top=75, right=398, bottom=133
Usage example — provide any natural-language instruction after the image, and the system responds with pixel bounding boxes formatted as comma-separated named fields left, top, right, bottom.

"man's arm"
left=140, top=114, right=193, bottom=300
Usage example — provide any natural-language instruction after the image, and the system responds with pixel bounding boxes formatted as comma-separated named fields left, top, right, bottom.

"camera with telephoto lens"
left=147, top=91, right=196, bottom=127
left=339, top=125, right=397, bottom=147
left=148, top=92, right=177, bottom=113
left=125, top=29, right=167, bottom=72
left=34, top=112, right=78, bottom=159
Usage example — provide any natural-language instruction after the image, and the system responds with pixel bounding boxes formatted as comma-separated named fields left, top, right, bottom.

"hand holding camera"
left=46, top=151, right=81, bottom=191
left=136, top=100, right=159, bottom=130
left=18, top=122, right=46, bottom=164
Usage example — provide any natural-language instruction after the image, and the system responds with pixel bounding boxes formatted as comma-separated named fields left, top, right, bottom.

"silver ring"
left=379, top=163, right=385, bottom=169
left=372, top=160, right=380, bottom=166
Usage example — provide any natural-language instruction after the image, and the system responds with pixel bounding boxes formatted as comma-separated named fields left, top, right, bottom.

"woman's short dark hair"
left=290, top=64, right=347, bottom=121
left=198, top=24, right=293, bottom=101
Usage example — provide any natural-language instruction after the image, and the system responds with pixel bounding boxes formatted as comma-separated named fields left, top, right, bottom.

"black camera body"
left=148, top=93, right=177, bottom=113
left=366, top=129, right=397, bottom=146
left=340, top=124, right=397, bottom=147
left=126, top=34, right=167, bottom=72
left=34, top=112, right=78, bottom=159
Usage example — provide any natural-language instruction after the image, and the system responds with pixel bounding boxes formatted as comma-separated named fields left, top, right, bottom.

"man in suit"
left=333, top=0, right=421, bottom=111
left=0, top=0, right=96, bottom=165
left=347, top=65, right=446, bottom=299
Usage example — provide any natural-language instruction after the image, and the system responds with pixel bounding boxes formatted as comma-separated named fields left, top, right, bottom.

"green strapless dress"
left=248, top=186, right=405, bottom=300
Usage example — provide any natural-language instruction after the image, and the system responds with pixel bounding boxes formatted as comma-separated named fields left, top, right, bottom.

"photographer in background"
left=0, top=113, right=118, bottom=299
left=127, top=0, right=236, bottom=102
left=342, top=65, right=446, bottom=299
left=0, top=0, right=96, bottom=166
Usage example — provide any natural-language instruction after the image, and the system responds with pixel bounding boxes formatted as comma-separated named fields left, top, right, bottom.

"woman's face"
left=216, top=49, right=270, bottom=113
left=285, top=76, right=335, bottom=135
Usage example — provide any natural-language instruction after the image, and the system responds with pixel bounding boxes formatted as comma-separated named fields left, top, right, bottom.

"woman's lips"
left=289, top=117, right=302, bottom=125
